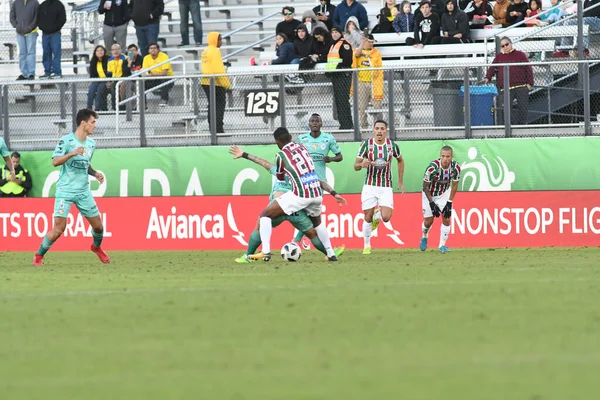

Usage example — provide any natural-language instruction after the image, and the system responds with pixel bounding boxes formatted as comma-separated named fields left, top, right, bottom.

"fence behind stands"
left=0, top=58, right=598, bottom=151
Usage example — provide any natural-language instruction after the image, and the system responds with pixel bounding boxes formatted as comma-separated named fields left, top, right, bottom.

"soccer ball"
left=281, top=242, right=302, bottom=262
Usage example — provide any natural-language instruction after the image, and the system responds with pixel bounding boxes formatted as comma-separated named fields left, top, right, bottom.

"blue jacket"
left=392, top=12, right=414, bottom=33
left=333, top=0, right=368, bottom=30
left=272, top=42, right=296, bottom=65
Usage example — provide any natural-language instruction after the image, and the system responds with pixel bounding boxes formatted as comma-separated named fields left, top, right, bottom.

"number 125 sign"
left=244, top=90, right=280, bottom=116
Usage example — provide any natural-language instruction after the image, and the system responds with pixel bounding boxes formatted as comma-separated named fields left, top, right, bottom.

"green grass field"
left=1, top=248, right=599, bottom=399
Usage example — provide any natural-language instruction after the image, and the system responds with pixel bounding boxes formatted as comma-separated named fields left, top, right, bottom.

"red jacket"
left=485, top=49, right=533, bottom=89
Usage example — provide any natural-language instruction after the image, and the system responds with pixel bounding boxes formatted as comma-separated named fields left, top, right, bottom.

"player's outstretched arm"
left=396, top=155, right=405, bottom=194
left=88, top=165, right=105, bottom=184
left=319, top=179, right=347, bottom=206
left=229, top=145, right=274, bottom=171
left=52, top=146, right=84, bottom=167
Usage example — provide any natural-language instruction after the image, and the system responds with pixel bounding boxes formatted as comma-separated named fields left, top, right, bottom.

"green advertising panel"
left=18, top=137, right=600, bottom=198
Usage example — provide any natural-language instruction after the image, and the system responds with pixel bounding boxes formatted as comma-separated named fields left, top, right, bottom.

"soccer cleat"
left=328, top=255, right=338, bottom=262
left=324, top=245, right=346, bottom=261
left=419, top=237, right=428, bottom=252
left=248, top=252, right=264, bottom=260
left=91, top=245, right=111, bottom=264
left=262, top=253, right=271, bottom=262
left=32, top=253, right=44, bottom=266
left=438, top=245, right=451, bottom=253
left=362, top=247, right=371, bottom=255
left=234, top=254, right=254, bottom=264
left=301, top=237, right=311, bottom=251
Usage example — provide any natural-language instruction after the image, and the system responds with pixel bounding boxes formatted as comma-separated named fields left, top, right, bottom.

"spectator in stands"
left=38, top=0, right=66, bottom=79
left=142, top=42, right=174, bottom=106
left=129, top=0, right=164, bottom=56
left=416, top=0, right=445, bottom=17
left=302, top=10, right=329, bottom=34
left=484, top=36, right=533, bottom=125
left=178, top=0, right=203, bottom=46
left=127, top=44, right=143, bottom=73
left=406, top=1, right=441, bottom=47
left=314, top=0, right=336, bottom=31
left=393, top=1, right=415, bottom=33
left=493, top=0, right=511, bottom=27
left=544, top=0, right=567, bottom=24
left=99, top=0, right=130, bottom=51
left=276, top=7, right=302, bottom=41
left=351, top=34, right=383, bottom=129
left=441, top=0, right=471, bottom=43
left=326, top=25, right=354, bottom=130
left=310, top=26, right=332, bottom=63
left=372, top=0, right=402, bottom=33
left=554, top=0, right=599, bottom=58
left=466, top=0, right=493, bottom=28
left=88, top=45, right=111, bottom=111
left=106, top=44, right=131, bottom=110
left=292, top=25, right=314, bottom=64
left=344, top=17, right=363, bottom=48
left=201, top=33, right=231, bottom=133
left=525, top=0, right=546, bottom=26
left=506, top=0, right=529, bottom=26
left=268, top=33, right=296, bottom=65
left=10, top=0, right=39, bottom=80
left=333, top=0, right=368, bottom=31
left=0, top=152, right=32, bottom=198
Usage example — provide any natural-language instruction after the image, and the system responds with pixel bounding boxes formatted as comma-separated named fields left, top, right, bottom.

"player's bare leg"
left=258, top=201, right=286, bottom=261
left=420, top=217, right=434, bottom=251
left=87, top=215, right=110, bottom=263
left=362, top=207, right=376, bottom=254
left=33, top=217, right=67, bottom=266
left=438, top=216, right=452, bottom=253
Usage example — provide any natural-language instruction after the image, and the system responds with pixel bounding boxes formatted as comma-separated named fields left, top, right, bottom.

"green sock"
left=37, top=235, right=55, bottom=256
left=310, top=236, right=327, bottom=256
left=92, top=229, right=103, bottom=247
left=293, top=230, right=304, bottom=242
left=246, top=230, right=262, bottom=256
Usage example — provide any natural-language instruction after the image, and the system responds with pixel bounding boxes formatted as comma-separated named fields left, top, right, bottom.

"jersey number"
left=244, top=90, right=279, bottom=116
left=292, top=151, right=315, bottom=176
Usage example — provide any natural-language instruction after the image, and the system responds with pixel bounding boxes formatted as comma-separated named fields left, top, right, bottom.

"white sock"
left=315, top=224, right=335, bottom=257
left=374, top=210, right=381, bottom=221
left=259, top=217, right=273, bottom=254
left=363, top=220, right=372, bottom=248
left=422, top=222, right=431, bottom=239
left=440, top=224, right=450, bottom=247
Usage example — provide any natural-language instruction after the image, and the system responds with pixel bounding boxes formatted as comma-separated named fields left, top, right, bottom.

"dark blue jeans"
left=42, top=32, right=61, bottom=76
left=179, top=0, right=203, bottom=45
left=136, top=22, right=160, bottom=56
left=87, top=81, right=108, bottom=111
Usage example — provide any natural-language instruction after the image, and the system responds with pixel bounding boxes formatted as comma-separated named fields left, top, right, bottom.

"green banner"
left=18, top=137, right=600, bottom=198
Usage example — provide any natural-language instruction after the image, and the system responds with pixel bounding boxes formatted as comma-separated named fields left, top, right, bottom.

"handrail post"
left=279, top=73, right=286, bottom=129
left=209, top=76, right=217, bottom=145
left=139, top=79, right=147, bottom=147
left=584, top=61, right=591, bottom=136
left=71, top=82, right=78, bottom=132
left=352, top=69, right=360, bottom=141
left=464, top=68, right=471, bottom=139
left=126, top=78, right=132, bottom=121
left=387, top=69, right=395, bottom=140
left=2, top=86, right=9, bottom=147
left=503, top=65, right=511, bottom=138
left=59, top=83, right=66, bottom=121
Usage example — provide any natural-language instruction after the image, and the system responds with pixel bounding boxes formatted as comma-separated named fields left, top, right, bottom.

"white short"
left=276, top=191, right=323, bottom=217
left=361, top=185, right=394, bottom=211
left=422, top=189, right=451, bottom=217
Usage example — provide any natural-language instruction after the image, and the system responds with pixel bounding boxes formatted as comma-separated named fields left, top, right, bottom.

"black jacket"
left=584, top=0, right=600, bottom=18
left=37, top=0, right=66, bottom=34
left=89, top=55, right=111, bottom=78
left=505, top=2, right=527, bottom=26
left=413, top=12, right=441, bottom=45
left=313, top=0, right=336, bottom=30
left=311, top=27, right=332, bottom=62
left=373, top=4, right=401, bottom=33
left=332, top=38, right=353, bottom=69
left=129, top=0, right=163, bottom=26
left=441, top=7, right=470, bottom=39
left=0, top=164, right=32, bottom=196
left=99, top=0, right=130, bottom=27
left=294, top=32, right=314, bottom=59
left=276, top=19, right=302, bottom=41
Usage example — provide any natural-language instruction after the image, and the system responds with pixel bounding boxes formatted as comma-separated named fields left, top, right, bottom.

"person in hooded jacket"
left=302, top=9, right=329, bottom=34
left=406, top=1, right=441, bottom=47
left=326, top=25, right=354, bottom=130
left=309, top=26, right=332, bottom=64
left=373, top=0, right=402, bottom=33
left=38, top=0, right=66, bottom=79
left=292, top=25, right=314, bottom=64
left=313, top=0, right=336, bottom=30
left=505, top=0, right=529, bottom=26
left=98, top=0, right=130, bottom=51
left=344, top=16, right=363, bottom=48
left=270, top=33, right=296, bottom=65
left=201, top=32, right=231, bottom=133
left=440, top=0, right=471, bottom=43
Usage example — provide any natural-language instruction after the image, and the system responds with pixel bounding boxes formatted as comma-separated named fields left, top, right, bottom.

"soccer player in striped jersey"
left=293, top=114, right=344, bottom=250
left=421, top=145, right=461, bottom=253
left=354, top=120, right=405, bottom=255
left=258, top=128, right=341, bottom=262
left=228, top=145, right=345, bottom=263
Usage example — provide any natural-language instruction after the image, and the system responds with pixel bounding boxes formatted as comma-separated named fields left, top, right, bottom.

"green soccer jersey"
left=52, top=133, right=96, bottom=196
left=423, top=158, right=461, bottom=197
left=269, top=165, right=292, bottom=201
left=0, top=137, right=9, bottom=158
left=296, top=132, right=341, bottom=181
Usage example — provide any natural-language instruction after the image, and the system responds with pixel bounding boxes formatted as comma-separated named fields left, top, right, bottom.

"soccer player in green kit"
left=228, top=145, right=346, bottom=263
left=0, top=136, right=16, bottom=180
left=33, top=109, right=110, bottom=266
left=293, top=113, right=344, bottom=250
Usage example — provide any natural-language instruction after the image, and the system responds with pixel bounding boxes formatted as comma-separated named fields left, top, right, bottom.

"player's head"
left=308, top=114, right=322, bottom=133
left=372, top=120, right=388, bottom=142
left=440, top=145, right=453, bottom=168
left=11, top=151, right=20, bottom=168
left=273, top=127, right=292, bottom=149
left=76, top=108, right=98, bottom=135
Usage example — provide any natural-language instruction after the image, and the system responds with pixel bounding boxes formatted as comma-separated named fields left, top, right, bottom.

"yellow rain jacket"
left=201, top=32, right=232, bottom=89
